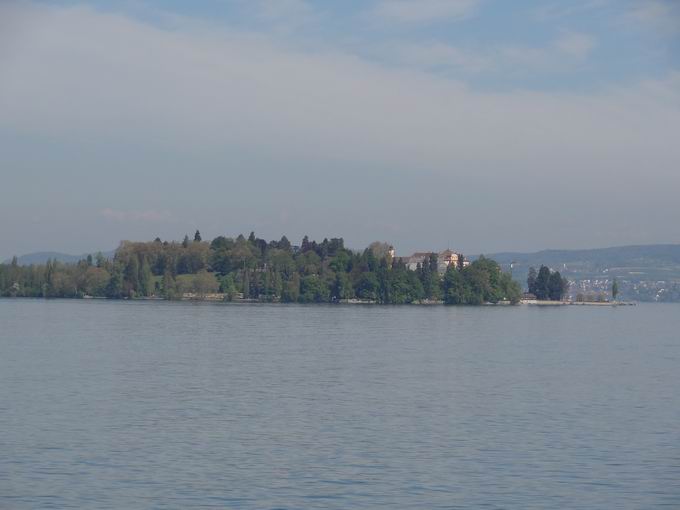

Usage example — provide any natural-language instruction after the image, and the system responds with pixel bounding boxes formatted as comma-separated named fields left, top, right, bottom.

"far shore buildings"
left=398, top=249, right=469, bottom=275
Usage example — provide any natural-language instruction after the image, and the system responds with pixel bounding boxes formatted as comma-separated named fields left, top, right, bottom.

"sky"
left=1, top=0, right=679, bottom=259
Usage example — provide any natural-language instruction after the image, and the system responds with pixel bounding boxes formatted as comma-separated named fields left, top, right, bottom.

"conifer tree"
left=612, top=278, right=619, bottom=301
left=527, top=267, right=537, bottom=295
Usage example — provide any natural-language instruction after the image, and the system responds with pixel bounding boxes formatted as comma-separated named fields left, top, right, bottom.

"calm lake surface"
left=1, top=300, right=679, bottom=509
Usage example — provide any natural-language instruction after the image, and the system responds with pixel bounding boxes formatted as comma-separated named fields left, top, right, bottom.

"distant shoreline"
left=1, top=295, right=637, bottom=306
left=523, top=300, right=636, bottom=306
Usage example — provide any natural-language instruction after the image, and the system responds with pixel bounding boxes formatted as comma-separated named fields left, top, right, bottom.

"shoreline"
left=1, top=295, right=637, bottom=306
left=523, top=300, right=636, bottom=306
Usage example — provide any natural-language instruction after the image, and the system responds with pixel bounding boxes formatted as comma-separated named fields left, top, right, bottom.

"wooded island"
left=1, top=232, right=524, bottom=305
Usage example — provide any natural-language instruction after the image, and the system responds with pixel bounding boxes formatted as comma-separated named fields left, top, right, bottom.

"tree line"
left=0, top=232, right=521, bottom=305
left=526, top=265, right=569, bottom=301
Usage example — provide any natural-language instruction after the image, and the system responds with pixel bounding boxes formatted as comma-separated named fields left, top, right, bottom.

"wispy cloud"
left=389, top=32, right=596, bottom=75
left=623, top=0, right=680, bottom=36
left=554, top=32, right=596, bottom=59
left=254, top=0, right=314, bottom=20
left=499, top=32, right=596, bottom=70
left=390, top=42, right=491, bottom=73
left=1, top=2, right=674, bottom=172
left=245, top=0, right=320, bottom=31
left=100, top=209, right=172, bottom=222
left=370, top=0, right=480, bottom=25
left=533, top=0, right=612, bottom=21
left=1, top=1, right=679, bottom=254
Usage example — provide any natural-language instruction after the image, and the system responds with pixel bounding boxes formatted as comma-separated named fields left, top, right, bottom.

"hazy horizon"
left=2, top=0, right=679, bottom=260
left=7, top=235, right=680, bottom=263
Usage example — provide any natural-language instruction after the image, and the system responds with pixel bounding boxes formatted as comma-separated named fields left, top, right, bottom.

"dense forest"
left=0, top=232, right=521, bottom=305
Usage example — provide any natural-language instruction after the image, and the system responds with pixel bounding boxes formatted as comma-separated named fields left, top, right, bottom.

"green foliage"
left=501, top=272, right=522, bottom=304
left=162, top=271, right=180, bottom=300
left=443, top=266, right=467, bottom=304
left=356, top=272, right=379, bottom=301
left=242, top=270, right=251, bottom=299
left=548, top=271, right=565, bottom=301
left=443, top=257, right=522, bottom=305
left=612, top=278, right=619, bottom=301
left=189, top=270, right=219, bottom=297
left=332, top=272, right=353, bottom=301
left=534, top=266, right=551, bottom=300
left=418, top=254, right=442, bottom=300
left=124, top=255, right=140, bottom=296
left=528, top=265, right=568, bottom=301
left=1, top=232, right=518, bottom=306
left=299, top=275, right=330, bottom=303
left=138, top=257, right=153, bottom=297
left=105, top=265, right=125, bottom=299
left=282, top=273, right=300, bottom=302
left=386, top=267, right=424, bottom=304
left=219, top=274, right=237, bottom=301
left=527, top=267, right=537, bottom=295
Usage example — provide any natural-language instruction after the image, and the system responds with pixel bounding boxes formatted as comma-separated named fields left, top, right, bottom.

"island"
left=0, top=232, right=545, bottom=305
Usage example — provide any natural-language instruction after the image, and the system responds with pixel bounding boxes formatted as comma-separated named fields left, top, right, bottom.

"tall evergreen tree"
left=301, top=235, right=311, bottom=253
left=527, top=267, right=537, bottom=295
left=457, top=253, right=465, bottom=270
left=106, top=265, right=124, bottom=298
left=278, top=235, right=292, bottom=252
left=612, top=278, right=619, bottom=301
left=124, top=256, right=140, bottom=295
left=534, top=266, right=551, bottom=300
left=138, top=256, right=153, bottom=296
left=161, top=271, right=178, bottom=300
left=44, top=259, right=54, bottom=297
left=548, top=271, right=565, bottom=301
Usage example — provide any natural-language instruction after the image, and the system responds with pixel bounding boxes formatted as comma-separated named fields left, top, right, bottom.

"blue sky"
left=1, top=0, right=679, bottom=258
left=36, top=0, right=679, bottom=91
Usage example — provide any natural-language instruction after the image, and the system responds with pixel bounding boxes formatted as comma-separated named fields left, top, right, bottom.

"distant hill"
left=476, top=244, right=680, bottom=302
left=6, top=250, right=115, bottom=266
left=480, top=244, right=680, bottom=281
left=485, top=244, right=680, bottom=268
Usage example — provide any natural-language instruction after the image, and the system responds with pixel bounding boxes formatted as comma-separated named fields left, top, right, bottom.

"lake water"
left=1, top=299, right=679, bottom=509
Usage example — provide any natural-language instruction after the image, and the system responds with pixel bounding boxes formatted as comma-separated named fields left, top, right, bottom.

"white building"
left=399, top=250, right=468, bottom=274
